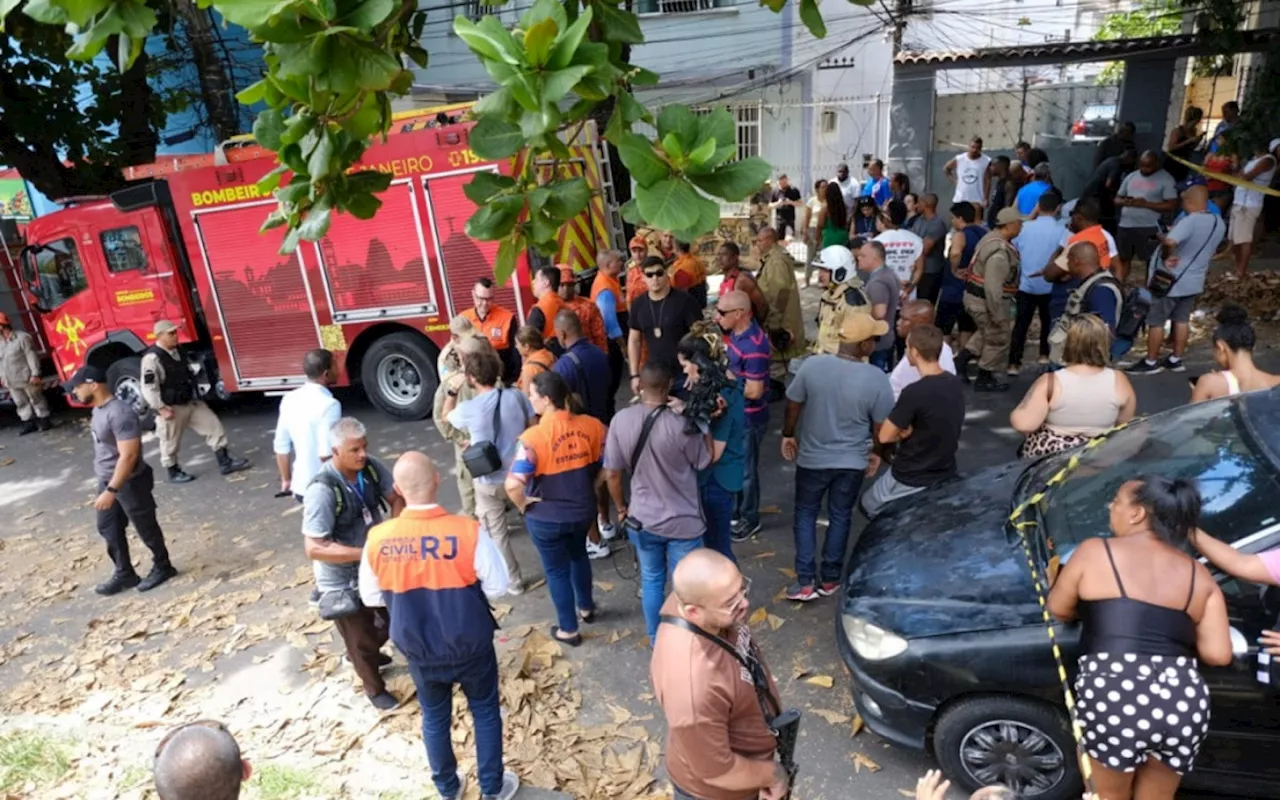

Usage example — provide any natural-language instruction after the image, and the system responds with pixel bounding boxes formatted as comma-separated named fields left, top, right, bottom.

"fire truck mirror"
left=18, top=247, right=49, bottom=313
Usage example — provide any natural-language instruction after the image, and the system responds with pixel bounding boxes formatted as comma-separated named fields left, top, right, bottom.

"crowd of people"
left=33, top=104, right=1280, bottom=800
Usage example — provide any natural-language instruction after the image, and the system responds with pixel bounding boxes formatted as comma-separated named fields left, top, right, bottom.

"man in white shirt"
left=874, top=199, right=924, bottom=298
left=889, top=300, right=956, bottom=401
left=274, top=348, right=341, bottom=502
left=944, top=137, right=992, bottom=211
left=833, top=162, right=858, bottom=209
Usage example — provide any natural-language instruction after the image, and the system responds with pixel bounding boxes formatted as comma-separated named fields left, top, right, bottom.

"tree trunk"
left=0, top=45, right=158, bottom=199
left=172, top=0, right=242, bottom=142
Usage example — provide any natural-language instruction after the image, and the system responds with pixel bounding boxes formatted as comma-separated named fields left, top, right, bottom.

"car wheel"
left=104, top=356, right=156, bottom=431
left=933, top=695, right=1080, bottom=800
left=360, top=332, right=438, bottom=420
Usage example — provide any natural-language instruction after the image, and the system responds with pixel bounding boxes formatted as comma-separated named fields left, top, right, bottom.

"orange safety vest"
left=1068, top=226, right=1113, bottom=270
left=461, top=305, right=515, bottom=351
left=518, top=348, right=557, bottom=394
left=566, top=295, right=608, bottom=350
left=590, top=271, right=626, bottom=314
left=670, top=252, right=706, bottom=290
left=531, top=292, right=563, bottom=341
left=625, top=263, right=648, bottom=308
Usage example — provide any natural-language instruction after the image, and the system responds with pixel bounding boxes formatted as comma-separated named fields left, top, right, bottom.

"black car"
left=838, top=391, right=1280, bottom=800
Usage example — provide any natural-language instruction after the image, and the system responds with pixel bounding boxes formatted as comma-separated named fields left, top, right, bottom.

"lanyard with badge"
left=347, top=472, right=373, bottom=525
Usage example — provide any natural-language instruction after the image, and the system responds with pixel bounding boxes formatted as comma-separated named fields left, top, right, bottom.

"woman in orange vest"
left=669, top=239, right=708, bottom=309
left=515, top=325, right=557, bottom=396
left=505, top=371, right=605, bottom=646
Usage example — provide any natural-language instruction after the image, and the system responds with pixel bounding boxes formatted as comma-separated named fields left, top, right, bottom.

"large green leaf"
left=686, top=157, right=771, bottom=201
left=696, top=108, right=735, bottom=148
left=519, top=0, right=567, bottom=33
left=547, top=6, right=592, bottom=70
left=686, top=137, right=717, bottom=167
left=493, top=234, right=525, bottom=286
left=799, top=0, right=826, bottom=38
left=348, top=41, right=401, bottom=91
left=657, top=105, right=700, bottom=151
left=616, top=133, right=669, bottom=187
left=635, top=178, right=702, bottom=231
left=523, top=18, right=558, bottom=67
left=340, top=0, right=397, bottom=27
left=0, top=0, right=24, bottom=29
left=298, top=204, right=333, bottom=241
left=307, top=130, right=337, bottom=181
left=462, top=172, right=518, bottom=206
left=670, top=192, right=722, bottom=242
left=469, top=116, right=524, bottom=159
left=236, top=79, right=268, bottom=106
left=473, top=86, right=517, bottom=118
left=619, top=197, right=644, bottom=225
left=346, top=170, right=394, bottom=195
left=51, top=0, right=110, bottom=25
left=541, top=65, right=592, bottom=104
left=618, top=90, right=649, bottom=124
left=467, top=200, right=521, bottom=240
left=207, top=0, right=283, bottom=28
left=454, top=14, right=524, bottom=65
left=541, top=177, right=591, bottom=219
left=252, top=109, right=286, bottom=151
left=595, top=3, right=643, bottom=44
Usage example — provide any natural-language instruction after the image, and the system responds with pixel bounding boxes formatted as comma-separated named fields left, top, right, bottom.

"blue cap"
left=1177, top=174, right=1207, bottom=193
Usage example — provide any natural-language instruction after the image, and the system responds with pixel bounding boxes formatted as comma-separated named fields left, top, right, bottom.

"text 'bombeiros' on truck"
left=2, top=105, right=623, bottom=425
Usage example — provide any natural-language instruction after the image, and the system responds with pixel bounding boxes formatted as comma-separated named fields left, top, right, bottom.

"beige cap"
left=995, top=207, right=1023, bottom=226
left=154, top=320, right=179, bottom=335
left=838, top=312, right=889, bottom=344
left=449, top=315, right=475, bottom=335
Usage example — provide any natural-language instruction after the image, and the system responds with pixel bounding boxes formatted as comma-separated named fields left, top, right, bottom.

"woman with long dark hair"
left=1048, top=476, right=1232, bottom=800
left=1191, top=304, right=1280, bottom=401
left=505, top=370, right=604, bottom=646
left=818, top=181, right=849, bottom=249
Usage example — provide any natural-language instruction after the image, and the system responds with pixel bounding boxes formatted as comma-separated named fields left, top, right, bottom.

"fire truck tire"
left=360, top=332, right=438, bottom=420
left=105, top=357, right=156, bottom=431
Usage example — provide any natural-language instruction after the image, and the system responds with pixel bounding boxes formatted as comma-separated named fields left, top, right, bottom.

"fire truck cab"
left=14, top=117, right=620, bottom=423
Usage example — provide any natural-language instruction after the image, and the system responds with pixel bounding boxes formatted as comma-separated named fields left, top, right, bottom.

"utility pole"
left=1017, top=69, right=1029, bottom=143
left=892, top=0, right=910, bottom=55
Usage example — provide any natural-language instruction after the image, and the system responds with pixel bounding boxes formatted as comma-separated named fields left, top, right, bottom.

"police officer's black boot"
left=974, top=369, right=1010, bottom=393
left=954, top=348, right=973, bottom=384
left=137, top=561, right=178, bottom=592
left=95, top=570, right=141, bottom=596
left=168, top=465, right=196, bottom=483
left=17, top=420, right=37, bottom=436
left=36, top=417, right=53, bottom=432
left=216, top=447, right=251, bottom=475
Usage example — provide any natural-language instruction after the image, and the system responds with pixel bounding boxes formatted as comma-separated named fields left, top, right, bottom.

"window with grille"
left=636, top=0, right=720, bottom=12
left=690, top=105, right=761, bottom=161
left=820, top=109, right=837, bottom=134
left=100, top=226, right=148, bottom=273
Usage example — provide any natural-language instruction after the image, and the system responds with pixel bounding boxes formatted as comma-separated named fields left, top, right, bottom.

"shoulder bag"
left=1147, top=215, right=1221, bottom=298
left=461, top=389, right=509, bottom=478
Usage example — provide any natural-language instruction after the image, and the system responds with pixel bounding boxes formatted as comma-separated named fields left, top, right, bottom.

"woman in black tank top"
left=1048, top=476, right=1232, bottom=800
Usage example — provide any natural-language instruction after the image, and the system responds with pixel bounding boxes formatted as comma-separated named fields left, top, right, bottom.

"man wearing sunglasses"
left=717, top=290, right=769, bottom=542
left=627, top=257, right=702, bottom=398
left=651, top=549, right=790, bottom=800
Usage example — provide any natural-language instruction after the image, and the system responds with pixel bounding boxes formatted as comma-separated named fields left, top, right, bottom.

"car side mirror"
left=18, top=247, right=49, bottom=314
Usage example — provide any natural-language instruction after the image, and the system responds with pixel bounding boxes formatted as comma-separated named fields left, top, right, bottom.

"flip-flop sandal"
left=551, top=626, right=582, bottom=647
left=578, top=609, right=596, bottom=624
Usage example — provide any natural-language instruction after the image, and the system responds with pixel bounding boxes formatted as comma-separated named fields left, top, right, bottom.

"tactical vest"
left=310, top=462, right=389, bottom=547
left=813, top=281, right=872, bottom=355
left=147, top=345, right=196, bottom=406
left=966, top=235, right=1020, bottom=297
left=1048, top=271, right=1124, bottom=365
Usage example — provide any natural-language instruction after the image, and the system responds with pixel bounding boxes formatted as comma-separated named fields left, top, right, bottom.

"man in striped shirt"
left=715, top=290, right=770, bottom=541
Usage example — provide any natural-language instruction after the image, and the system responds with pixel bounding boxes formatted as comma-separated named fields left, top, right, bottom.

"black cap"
left=62, top=364, right=106, bottom=393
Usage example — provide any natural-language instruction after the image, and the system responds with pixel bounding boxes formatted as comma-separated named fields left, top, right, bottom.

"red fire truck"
left=11, top=110, right=622, bottom=422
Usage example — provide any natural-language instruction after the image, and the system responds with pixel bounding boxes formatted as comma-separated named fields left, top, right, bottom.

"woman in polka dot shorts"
left=1048, top=476, right=1233, bottom=799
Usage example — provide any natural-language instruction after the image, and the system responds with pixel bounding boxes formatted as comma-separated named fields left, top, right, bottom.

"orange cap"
left=557, top=264, right=575, bottom=282
left=629, top=234, right=648, bottom=250
left=0, top=312, right=9, bottom=326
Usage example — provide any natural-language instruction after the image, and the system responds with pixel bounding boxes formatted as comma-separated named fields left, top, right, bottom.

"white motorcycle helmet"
left=814, top=245, right=855, bottom=283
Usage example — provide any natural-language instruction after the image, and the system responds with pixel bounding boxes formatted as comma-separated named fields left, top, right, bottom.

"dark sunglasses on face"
left=644, top=270, right=667, bottom=279
left=714, top=306, right=740, bottom=315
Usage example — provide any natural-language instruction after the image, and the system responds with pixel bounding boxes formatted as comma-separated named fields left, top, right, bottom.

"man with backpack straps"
left=1048, top=241, right=1124, bottom=367
left=301, top=416, right=402, bottom=709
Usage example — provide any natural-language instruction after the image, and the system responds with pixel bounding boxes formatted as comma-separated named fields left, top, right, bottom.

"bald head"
left=393, top=451, right=439, bottom=506
left=1067, top=241, right=1101, bottom=278
left=721, top=289, right=750, bottom=313
left=154, top=725, right=246, bottom=800
left=902, top=299, right=936, bottom=324
left=1181, top=184, right=1209, bottom=212
left=554, top=308, right=582, bottom=340
left=673, top=548, right=739, bottom=606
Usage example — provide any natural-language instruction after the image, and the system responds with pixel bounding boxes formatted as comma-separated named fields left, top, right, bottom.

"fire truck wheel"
left=360, top=332, right=438, bottom=420
left=105, top=357, right=156, bottom=431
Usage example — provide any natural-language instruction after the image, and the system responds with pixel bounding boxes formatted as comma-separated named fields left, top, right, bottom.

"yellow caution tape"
left=1007, top=420, right=1132, bottom=793
left=1167, top=154, right=1280, bottom=198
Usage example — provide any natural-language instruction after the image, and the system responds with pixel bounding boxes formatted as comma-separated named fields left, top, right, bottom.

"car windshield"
left=1034, top=399, right=1280, bottom=553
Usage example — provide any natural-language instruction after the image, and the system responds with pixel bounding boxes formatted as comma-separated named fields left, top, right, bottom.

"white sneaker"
left=586, top=539, right=611, bottom=560
left=598, top=518, right=618, bottom=541
left=482, top=770, right=520, bottom=800
left=506, top=580, right=524, bottom=596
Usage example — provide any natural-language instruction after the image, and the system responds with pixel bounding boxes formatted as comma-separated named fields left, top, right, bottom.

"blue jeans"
left=629, top=528, right=703, bottom=642
left=734, top=423, right=767, bottom=528
left=792, top=466, right=864, bottom=585
left=408, top=648, right=504, bottom=797
left=700, top=479, right=737, bottom=563
left=524, top=517, right=595, bottom=634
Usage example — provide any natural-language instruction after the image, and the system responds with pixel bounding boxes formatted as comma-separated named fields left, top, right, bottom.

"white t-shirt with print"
left=875, top=229, right=925, bottom=286
left=953, top=153, right=992, bottom=204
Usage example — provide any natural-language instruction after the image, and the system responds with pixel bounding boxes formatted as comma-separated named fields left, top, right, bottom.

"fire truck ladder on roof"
left=593, top=135, right=626, bottom=253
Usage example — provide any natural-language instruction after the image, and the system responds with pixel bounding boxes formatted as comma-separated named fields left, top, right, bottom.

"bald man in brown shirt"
left=650, top=549, right=790, bottom=800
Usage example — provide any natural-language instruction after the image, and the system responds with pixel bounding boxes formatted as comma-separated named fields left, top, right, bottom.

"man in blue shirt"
left=1009, top=191, right=1064, bottom=374
left=1016, top=162, right=1054, bottom=216
left=859, top=159, right=893, bottom=207
left=551, top=310, right=611, bottom=423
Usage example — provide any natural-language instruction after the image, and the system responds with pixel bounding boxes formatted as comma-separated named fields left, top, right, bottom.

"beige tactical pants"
left=9, top=384, right=49, bottom=421
left=474, top=480, right=521, bottom=584
left=964, top=294, right=1014, bottom=373
left=454, top=444, right=475, bottom=518
left=156, top=401, right=227, bottom=467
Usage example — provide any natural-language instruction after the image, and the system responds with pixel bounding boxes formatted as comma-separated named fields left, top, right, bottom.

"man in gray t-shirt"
left=1128, top=185, right=1226, bottom=376
left=858, top=242, right=901, bottom=367
left=301, top=416, right=400, bottom=708
left=603, top=364, right=711, bottom=642
left=781, top=313, right=894, bottom=602
left=1114, top=152, right=1178, bottom=279
left=65, top=365, right=174, bottom=596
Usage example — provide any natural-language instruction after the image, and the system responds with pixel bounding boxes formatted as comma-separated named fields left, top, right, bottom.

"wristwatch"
left=105, top=486, right=118, bottom=494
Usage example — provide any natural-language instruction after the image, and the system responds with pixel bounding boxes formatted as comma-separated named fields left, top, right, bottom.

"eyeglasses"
left=722, top=575, right=752, bottom=610
left=644, top=271, right=667, bottom=279
left=155, top=719, right=229, bottom=760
